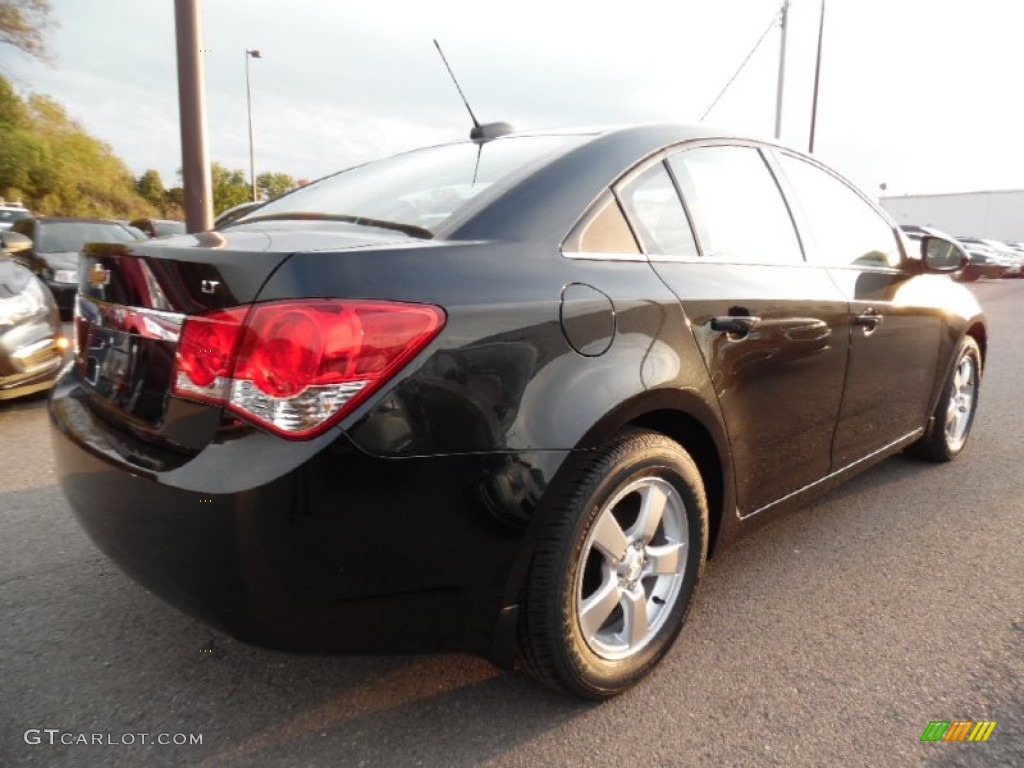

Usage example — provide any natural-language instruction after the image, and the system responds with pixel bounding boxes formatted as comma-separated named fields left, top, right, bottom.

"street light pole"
left=774, top=0, right=789, bottom=140
left=808, top=0, right=827, bottom=153
left=245, top=48, right=262, bottom=202
left=173, top=0, right=212, bottom=233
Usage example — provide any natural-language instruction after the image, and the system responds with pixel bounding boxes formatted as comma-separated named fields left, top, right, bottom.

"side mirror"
left=921, top=235, right=967, bottom=273
left=1, top=230, right=33, bottom=255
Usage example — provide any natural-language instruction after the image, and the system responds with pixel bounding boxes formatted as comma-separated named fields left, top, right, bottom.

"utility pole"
left=774, top=0, right=789, bottom=140
left=809, top=0, right=827, bottom=153
left=174, top=0, right=212, bottom=233
left=245, top=49, right=262, bottom=202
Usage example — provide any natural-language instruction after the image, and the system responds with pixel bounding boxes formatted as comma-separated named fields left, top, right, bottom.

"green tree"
left=257, top=171, right=295, bottom=201
left=0, top=75, right=158, bottom=218
left=164, top=186, right=184, bottom=220
left=211, top=163, right=251, bottom=215
left=136, top=169, right=165, bottom=210
left=0, top=0, right=56, bottom=62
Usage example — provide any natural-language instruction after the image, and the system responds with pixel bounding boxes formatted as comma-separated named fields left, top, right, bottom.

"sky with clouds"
left=2, top=0, right=1022, bottom=197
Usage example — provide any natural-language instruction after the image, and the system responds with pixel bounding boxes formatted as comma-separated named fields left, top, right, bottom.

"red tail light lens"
left=174, top=309, right=246, bottom=393
left=239, top=308, right=326, bottom=398
left=172, top=300, right=445, bottom=438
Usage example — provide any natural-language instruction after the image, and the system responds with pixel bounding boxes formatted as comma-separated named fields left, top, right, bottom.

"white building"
left=880, top=190, right=1024, bottom=241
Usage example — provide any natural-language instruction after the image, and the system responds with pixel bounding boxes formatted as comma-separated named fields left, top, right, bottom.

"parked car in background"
left=956, top=236, right=1020, bottom=280
left=0, top=238, right=66, bottom=401
left=129, top=218, right=186, bottom=238
left=0, top=201, right=32, bottom=231
left=6, top=217, right=146, bottom=317
left=213, top=200, right=264, bottom=229
left=50, top=125, right=985, bottom=699
left=992, top=241, right=1024, bottom=277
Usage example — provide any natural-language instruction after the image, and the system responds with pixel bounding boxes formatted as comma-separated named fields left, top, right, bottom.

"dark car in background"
left=0, top=240, right=66, bottom=401
left=7, top=217, right=146, bottom=316
left=50, top=125, right=985, bottom=699
left=129, top=218, right=187, bottom=238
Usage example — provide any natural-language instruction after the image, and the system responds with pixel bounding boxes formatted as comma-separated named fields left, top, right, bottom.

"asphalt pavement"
left=1, top=281, right=1021, bottom=767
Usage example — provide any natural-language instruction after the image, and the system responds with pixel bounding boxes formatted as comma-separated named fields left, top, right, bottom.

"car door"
left=617, top=144, right=850, bottom=516
left=772, top=150, right=943, bottom=466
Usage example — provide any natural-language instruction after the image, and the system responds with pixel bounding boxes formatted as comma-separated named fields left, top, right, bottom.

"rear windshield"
left=38, top=221, right=144, bottom=252
left=236, top=135, right=583, bottom=236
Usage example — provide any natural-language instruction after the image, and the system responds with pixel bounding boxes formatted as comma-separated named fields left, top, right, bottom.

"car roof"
left=438, top=123, right=773, bottom=242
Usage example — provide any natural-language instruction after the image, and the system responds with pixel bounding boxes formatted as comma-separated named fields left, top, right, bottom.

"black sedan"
left=7, top=217, right=146, bottom=316
left=49, top=125, right=984, bottom=699
left=0, top=247, right=65, bottom=401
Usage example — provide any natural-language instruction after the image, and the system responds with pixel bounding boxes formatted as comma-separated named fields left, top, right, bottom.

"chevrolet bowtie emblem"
left=88, top=263, right=110, bottom=287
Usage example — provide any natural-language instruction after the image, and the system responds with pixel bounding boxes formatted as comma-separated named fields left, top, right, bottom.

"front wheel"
left=906, top=336, right=982, bottom=461
left=518, top=430, right=708, bottom=699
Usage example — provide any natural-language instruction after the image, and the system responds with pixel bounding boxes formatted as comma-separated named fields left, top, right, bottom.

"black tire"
left=518, top=429, right=708, bottom=699
left=906, top=336, right=982, bottom=462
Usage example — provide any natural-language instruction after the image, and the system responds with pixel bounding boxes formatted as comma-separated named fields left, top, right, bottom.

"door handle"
left=853, top=309, right=882, bottom=330
left=711, top=315, right=761, bottom=334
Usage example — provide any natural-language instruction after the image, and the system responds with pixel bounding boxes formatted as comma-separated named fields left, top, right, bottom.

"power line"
left=700, top=6, right=785, bottom=123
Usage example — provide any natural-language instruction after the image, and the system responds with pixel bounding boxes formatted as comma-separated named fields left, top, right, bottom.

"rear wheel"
left=518, top=430, right=708, bottom=699
left=907, top=336, right=981, bottom=461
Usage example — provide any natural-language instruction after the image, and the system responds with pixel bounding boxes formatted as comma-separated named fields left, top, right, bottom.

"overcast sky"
left=2, top=0, right=1022, bottom=197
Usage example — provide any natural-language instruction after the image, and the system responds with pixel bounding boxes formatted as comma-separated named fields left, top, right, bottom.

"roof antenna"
left=433, top=39, right=513, bottom=142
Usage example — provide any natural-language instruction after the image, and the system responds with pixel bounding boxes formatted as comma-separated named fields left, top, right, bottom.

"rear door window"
left=667, top=146, right=804, bottom=265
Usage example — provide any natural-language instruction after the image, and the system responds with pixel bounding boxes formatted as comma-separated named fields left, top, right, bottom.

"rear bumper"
left=49, top=372, right=564, bottom=659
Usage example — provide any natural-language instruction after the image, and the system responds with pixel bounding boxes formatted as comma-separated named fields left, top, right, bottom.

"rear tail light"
left=172, top=300, right=445, bottom=438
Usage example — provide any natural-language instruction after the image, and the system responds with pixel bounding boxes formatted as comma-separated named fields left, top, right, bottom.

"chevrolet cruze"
left=50, top=125, right=985, bottom=698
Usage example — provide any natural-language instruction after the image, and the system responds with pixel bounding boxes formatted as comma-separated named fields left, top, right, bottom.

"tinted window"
left=565, top=194, right=640, bottom=254
left=617, top=163, right=698, bottom=257
left=242, top=135, right=584, bottom=235
left=668, top=146, right=803, bottom=265
left=777, top=153, right=901, bottom=268
left=37, top=222, right=143, bottom=252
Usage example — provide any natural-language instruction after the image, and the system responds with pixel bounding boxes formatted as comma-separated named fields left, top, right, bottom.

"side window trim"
left=754, top=148, right=810, bottom=264
left=662, top=156, right=706, bottom=260
left=610, top=153, right=673, bottom=257
left=610, top=156, right=700, bottom=262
